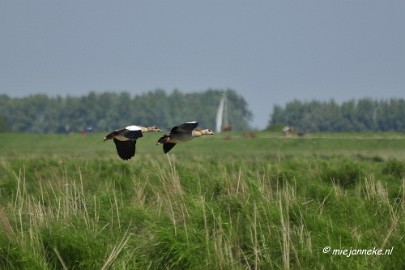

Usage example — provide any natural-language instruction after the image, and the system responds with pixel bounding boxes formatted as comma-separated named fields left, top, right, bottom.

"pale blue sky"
left=1, top=1, right=404, bottom=129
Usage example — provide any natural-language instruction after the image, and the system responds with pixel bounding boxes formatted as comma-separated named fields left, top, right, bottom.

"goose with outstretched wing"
left=156, top=121, right=214, bottom=153
left=104, top=125, right=161, bottom=160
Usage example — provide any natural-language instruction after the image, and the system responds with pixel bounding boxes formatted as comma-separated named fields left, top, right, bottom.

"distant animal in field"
left=282, top=126, right=297, bottom=137
left=104, top=125, right=161, bottom=160
left=243, top=132, right=257, bottom=139
left=222, top=125, right=232, bottom=132
left=156, top=121, right=215, bottom=153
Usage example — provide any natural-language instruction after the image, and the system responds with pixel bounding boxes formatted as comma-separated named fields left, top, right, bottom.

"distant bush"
left=266, top=123, right=284, bottom=132
left=0, top=116, right=11, bottom=132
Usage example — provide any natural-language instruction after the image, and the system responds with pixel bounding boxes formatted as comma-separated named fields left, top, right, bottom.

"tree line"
left=0, top=89, right=252, bottom=133
left=268, top=98, right=405, bottom=132
left=2, top=90, right=405, bottom=133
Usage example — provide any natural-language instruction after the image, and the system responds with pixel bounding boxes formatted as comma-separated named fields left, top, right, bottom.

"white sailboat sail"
left=216, top=95, right=225, bottom=133
left=223, top=94, right=228, bottom=127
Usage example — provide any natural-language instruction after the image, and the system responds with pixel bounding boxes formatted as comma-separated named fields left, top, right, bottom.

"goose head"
left=192, top=128, right=215, bottom=136
left=201, top=129, right=215, bottom=135
left=147, top=126, right=162, bottom=132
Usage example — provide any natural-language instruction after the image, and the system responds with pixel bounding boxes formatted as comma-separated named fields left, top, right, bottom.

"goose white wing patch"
left=125, top=125, right=142, bottom=131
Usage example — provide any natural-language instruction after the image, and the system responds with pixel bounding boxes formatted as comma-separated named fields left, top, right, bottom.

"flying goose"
left=104, top=125, right=161, bottom=160
left=156, top=121, right=215, bottom=153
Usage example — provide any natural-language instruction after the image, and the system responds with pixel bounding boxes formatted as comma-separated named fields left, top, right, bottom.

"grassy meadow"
left=0, top=131, right=404, bottom=269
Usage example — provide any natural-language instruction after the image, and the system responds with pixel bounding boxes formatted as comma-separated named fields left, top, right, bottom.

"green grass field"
left=0, top=131, right=404, bottom=269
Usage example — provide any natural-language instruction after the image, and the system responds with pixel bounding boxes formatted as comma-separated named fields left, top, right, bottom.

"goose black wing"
left=121, top=129, right=143, bottom=140
left=105, top=128, right=143, bottom=141
left=163, top=143, right=176, bottom=154
left=113, top=139, right=136, bottom=160
left=171, top=121, right=198, bottom=135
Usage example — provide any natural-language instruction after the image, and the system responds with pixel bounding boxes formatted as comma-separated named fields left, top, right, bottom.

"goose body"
left=156, top=121, right=214, bottom=153
left=104, top=125, right=161, bottom=160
